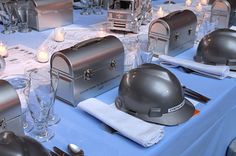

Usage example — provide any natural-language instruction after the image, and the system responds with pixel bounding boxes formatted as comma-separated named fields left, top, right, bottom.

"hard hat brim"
left=138, top=98, right=195, bottom=126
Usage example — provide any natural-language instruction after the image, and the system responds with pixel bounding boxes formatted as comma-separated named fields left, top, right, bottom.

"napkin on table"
left=78, top=98, right=164, bottom=147
left=158, top=55, right=230, bottom=79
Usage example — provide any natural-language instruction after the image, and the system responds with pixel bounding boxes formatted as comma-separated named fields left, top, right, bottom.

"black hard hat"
left=194, top=29, right=236, bottom=70
left=115, top=63, right=195, bottom=126
left=0, top=131, right=50, bottom=156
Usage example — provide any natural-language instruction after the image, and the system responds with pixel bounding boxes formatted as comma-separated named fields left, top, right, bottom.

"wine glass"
left=120, top=35, right=140, bottom=72
left=137, top=34, right=153, bottom=65
left=0, top=0, right=18, bottom=34
left=80, top=0, right=93, bottom=15
left=16, top=0, right=31, bottom=33
left=25, top=68, right=59, bottom=142
left=93, top=0, right=103, bottom=15
left=3, top=74, right=34, bottom=133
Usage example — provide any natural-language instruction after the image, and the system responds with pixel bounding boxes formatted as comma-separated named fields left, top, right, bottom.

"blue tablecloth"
left=1, top=2, right=236, bottom=156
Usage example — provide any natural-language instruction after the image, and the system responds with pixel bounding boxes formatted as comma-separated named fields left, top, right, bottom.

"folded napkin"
left=78, top=98, right=164, bottom=147
left=158, top=55, right=230, bottom=79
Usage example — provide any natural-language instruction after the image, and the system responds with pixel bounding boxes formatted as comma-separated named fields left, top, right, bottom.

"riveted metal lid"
left=31, top=0, right=72, bottom=7
left=212, top=0, right=231, bottom=12
left=149, top=10, right=196, bottom=37
left=161, top=10, right=197, bottom=32
left=0, top=80, right=21, bottom=121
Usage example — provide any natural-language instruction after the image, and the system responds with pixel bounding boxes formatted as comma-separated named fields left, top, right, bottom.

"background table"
left=1, top=1, right=236, bottom=156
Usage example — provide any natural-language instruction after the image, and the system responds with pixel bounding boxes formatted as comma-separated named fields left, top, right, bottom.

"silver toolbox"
left=148, top=10, right=197, bottom=56
left=0, top=80, right=24, bottom=135
left=51, top=36, right=124, bottom=107
left=211, top=0, right=231, bottom=29
left=28, top=0, right=73, bottom=31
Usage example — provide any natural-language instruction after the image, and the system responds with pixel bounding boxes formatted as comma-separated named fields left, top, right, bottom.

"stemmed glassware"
left=24, top=68, right=59, bottom=142
left=0, top=0, right=19, bottom=34
left=121, top=36, right=139, bottom=72
left=3, top=74, right=34, bottom=133
left=80, top=0, right=103, bottom=15
left=137, top=34, right=153, bottom=65
left=80, top=0, right=93, bottom=15
left=16, top=0, right=31, bottom=33
left=93, top=0, right=103, bottom=15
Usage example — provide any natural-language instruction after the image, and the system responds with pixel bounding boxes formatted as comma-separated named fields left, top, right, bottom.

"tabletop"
left=1, top=1, right=236, bottom=156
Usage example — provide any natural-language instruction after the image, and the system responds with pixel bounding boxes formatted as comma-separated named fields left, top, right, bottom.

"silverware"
left=49, top=150, right=60, bottom=156
left=183, top=86, right=210, bottom=104
left=68, top=144, right=84, bottom=156
left=53, top=146, right=70, bottom=156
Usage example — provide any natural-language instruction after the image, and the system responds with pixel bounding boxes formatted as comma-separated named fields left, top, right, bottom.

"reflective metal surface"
left=28, top=0, right=73, bottom=31
left=195, top=28, right=236, bottom=70
left=148, top=10, right=197, bottom=56
left=210, top=0, right=231, bottom=29
left=115, top=63, right=195, bottom=126
left=0, top=80, right=23, bottom=135
left=51, top=35, right=124, bottom=107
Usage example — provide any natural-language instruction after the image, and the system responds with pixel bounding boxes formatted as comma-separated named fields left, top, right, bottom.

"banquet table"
left=1, top=1, right=236, bottom=156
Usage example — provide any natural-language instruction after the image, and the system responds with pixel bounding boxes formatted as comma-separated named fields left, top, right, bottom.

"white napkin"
left=78, top=98, right=164, bottom=147
left=158, top=55, right=230, bottom=79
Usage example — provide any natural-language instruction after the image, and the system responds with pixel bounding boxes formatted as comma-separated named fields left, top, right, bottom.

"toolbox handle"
left=72, top=37, right=104, bottom=49
left=166, top=10, right=183, bottom=19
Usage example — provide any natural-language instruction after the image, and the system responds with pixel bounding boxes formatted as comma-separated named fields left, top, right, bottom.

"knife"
left=183, top=86, right=210, bottom=104
left=53, top=146, right=71, bottom=156
left=50, top=150, right=60, bottom=156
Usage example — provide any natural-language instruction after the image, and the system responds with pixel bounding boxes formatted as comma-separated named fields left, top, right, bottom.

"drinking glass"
left=16, top=0, right=31, bottom=33
left=121, top=36, right=140, bottom=72
left=24, top=67, right=61, bottom=126
left=25, top=68, right=59, bottom=142
left=0, top=0, right=18, bottom=34
left=93, top=0, right=103, bottom=15
left=137, top=34, right=153, bottom=65
left=80, top=0, right=93, bottom=15
left=3, top=74, right=34, bottom=133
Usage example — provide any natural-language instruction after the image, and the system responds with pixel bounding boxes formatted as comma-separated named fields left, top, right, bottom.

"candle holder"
left=54, top=28, right=65, bottom=42
left=0, top=42, right=8, bottom=58
left=36, top=47, right=49, bottom=63
left=195, top=2, right=203, bottom=12
left=201, top=0, right=208, bottom=6
left=185, top=0, right=192, bottom=7
left=157, top=7, right=165, bottom=18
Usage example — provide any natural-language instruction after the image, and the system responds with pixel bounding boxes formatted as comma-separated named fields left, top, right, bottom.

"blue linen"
left=0, top=2, right=236, bottom=156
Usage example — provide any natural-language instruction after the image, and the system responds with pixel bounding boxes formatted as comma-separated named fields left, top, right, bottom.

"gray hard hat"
left=194, top=29, right=236, bottom=70
left=115, top=64, right=195, bottom=126
left=0, top=131, right=50, bottom=156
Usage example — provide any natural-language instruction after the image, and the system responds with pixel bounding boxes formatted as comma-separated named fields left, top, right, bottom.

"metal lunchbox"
left=227, top=0, right=236, bottom=26
left=0, top=80, right=24, bottom=135
left=210, top=0, right=231, bottom=29
left=28, top=0, right=73, bottom=31
left=148, top=10, right=197, bottom=56
left=50, top=36, right=124, bottom=107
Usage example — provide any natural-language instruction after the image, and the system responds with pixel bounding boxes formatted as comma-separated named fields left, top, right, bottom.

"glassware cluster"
left=24, top=68, right=59, bottom=142
left=0, top=0, right=31, bottom=34
left=80, top=0, right=103, bottom=15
